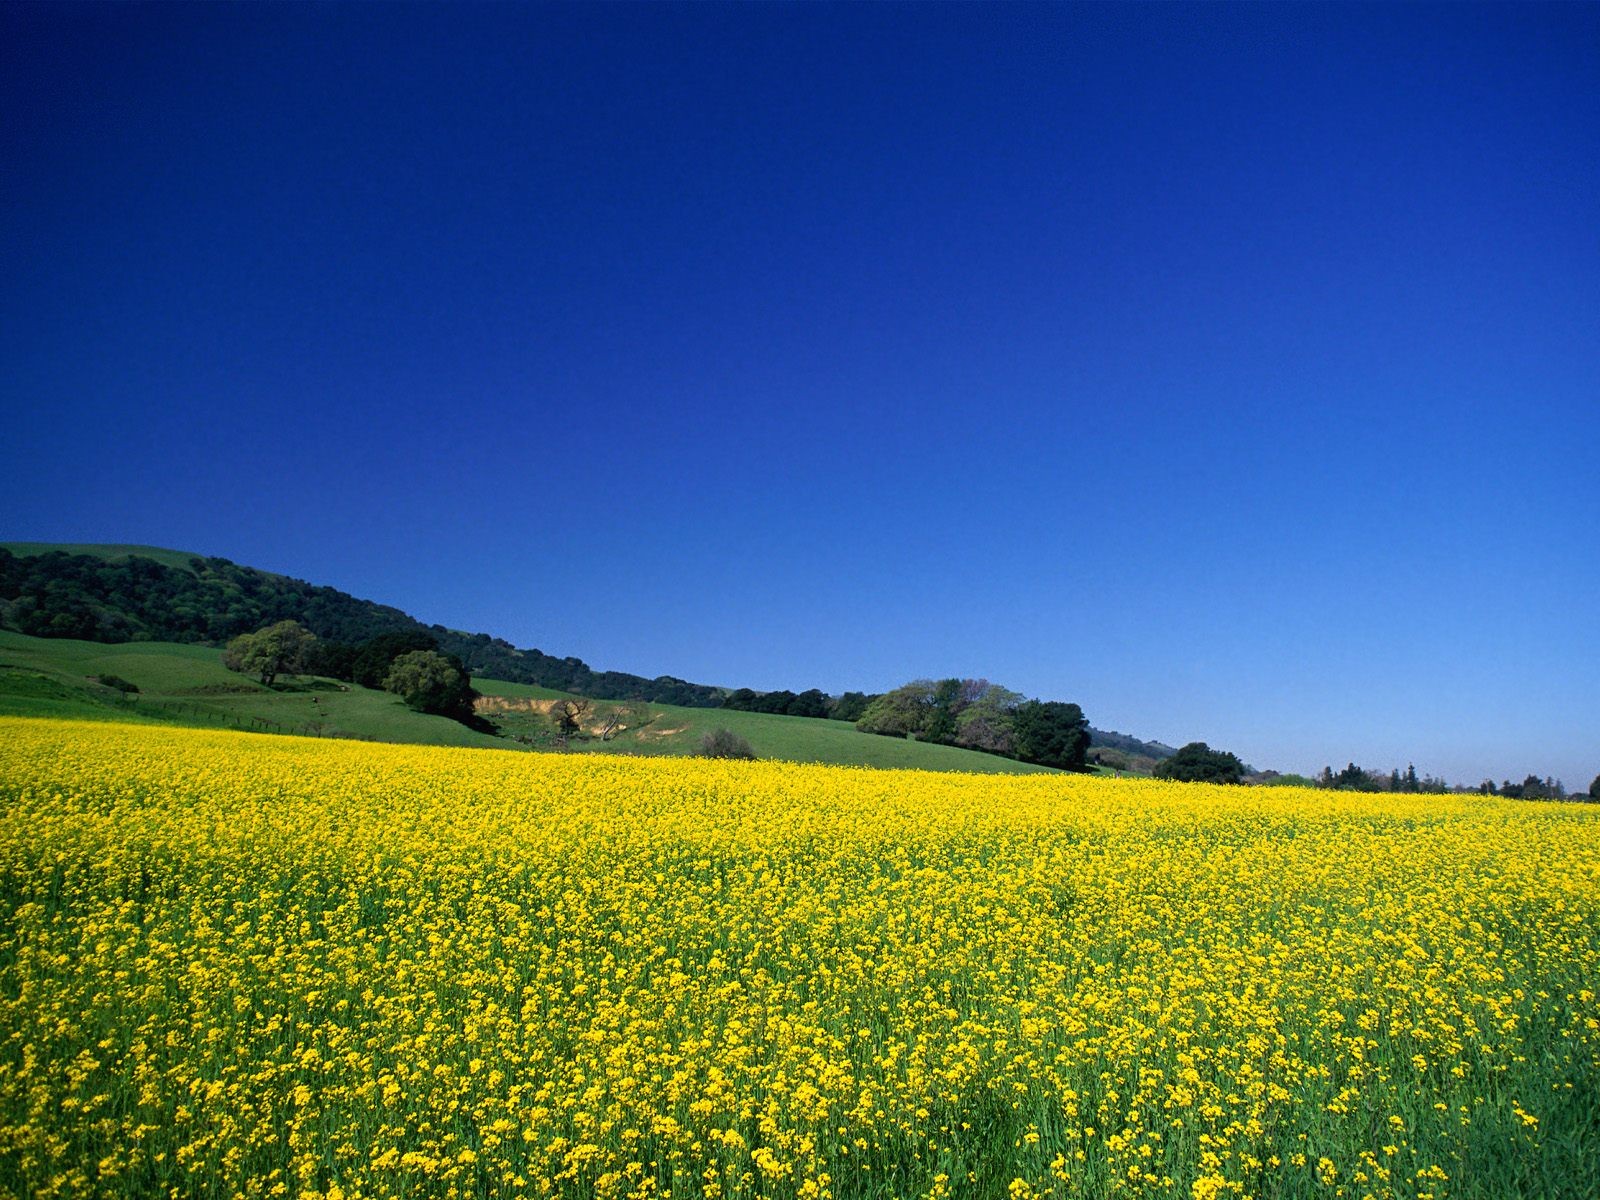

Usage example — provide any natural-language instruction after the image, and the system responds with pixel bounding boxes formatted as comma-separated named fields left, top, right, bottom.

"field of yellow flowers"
left=0, top=717, right=1596, bottom=1200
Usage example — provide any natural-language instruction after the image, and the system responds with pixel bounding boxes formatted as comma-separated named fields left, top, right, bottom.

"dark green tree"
left=827, top=692, right=873, bottom=723
left=353, top=632, right=440, bottom=689
left=222, top=620, right=316, bottom=686
left=304, top=639, right=359, bottom=681
left=383, top=650, right=474, bottom=717
left=1011, top=700, right=1090, bottom=771
left=1516, top=775, right=1563, bottom=801
left=1154, top=742, right=1246, bottom=785
left=920, top=679, right=967, bottom=745
left=786, top=689, right=830, bottom=719
left=1590, top=774, right=1600, bottom=801
left=1326, top=762, right=1381, bottom=791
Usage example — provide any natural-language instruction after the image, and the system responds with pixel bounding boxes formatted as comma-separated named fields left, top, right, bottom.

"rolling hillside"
left=472, top=678, right=1057, bottom=773
left=0, top=630, right=1056, bottom=773
left=0, top=541, right=1163, bottom=772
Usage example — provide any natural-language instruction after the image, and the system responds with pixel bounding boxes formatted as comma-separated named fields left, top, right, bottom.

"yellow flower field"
left=0, top=717, right=1596, bottom=1200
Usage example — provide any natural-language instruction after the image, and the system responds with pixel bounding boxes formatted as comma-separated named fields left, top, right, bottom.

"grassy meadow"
left=1, top=717, right=1596, bottom=1200
left=473, top=679, right=1057, bottom=774
left=0, top=630, right=504, bottom=748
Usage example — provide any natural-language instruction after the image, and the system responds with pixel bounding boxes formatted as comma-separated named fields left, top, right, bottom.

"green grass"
left=0, top=631, right=502, bottom=748
left=0, top=631, right=1054, bottom=773
left=0, top=542, right=208, bottom=572
left=472, top=678, right=1057, bottom=773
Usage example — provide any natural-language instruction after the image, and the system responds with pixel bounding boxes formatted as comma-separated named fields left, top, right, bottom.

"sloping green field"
left=0, top=631, right=502, bottom=748
left=0, top=631, right=1052, bottom=772
left=473, top=678, right=1056, bottom=772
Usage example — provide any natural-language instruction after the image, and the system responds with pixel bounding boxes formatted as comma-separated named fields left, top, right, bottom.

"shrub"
left=1154, top=742, right=1247, bottom=785
left=94, top=673, right=139, bottom=694
left=698, top=728, right=756, bottom=760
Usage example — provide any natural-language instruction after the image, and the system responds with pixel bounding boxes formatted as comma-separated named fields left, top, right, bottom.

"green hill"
left=0, top=541, right=1154, bottom=773
left=472, top=678, right=1056, bottom=772
left=0, top=542, right=721, bottom=705
left=0, top=630, right=1055, bottom=773
left=0, top=629, right=503, bottom=747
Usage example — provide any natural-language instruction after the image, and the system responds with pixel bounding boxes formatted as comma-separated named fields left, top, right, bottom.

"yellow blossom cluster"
left=0, top=717, right=1596, bottom=1200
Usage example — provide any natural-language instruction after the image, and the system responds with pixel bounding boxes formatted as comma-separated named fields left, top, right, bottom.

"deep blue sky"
left=4, top=3, right=1597, bottom=786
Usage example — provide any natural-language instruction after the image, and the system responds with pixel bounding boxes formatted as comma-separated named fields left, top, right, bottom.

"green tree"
left=222, top=620, right=315, bottom=686
left=1011, top=700, right=1090, bottom=771
left=786, top=689, right=830, bottom=719
left=856, top=681, right=937, bottom=738
left=954, top=683, right=1024, bottom=755
left=1325, top=762, right=1380, bottom=791
left=828, top=692, right=872, bottom=723
left=353, top=632, right=440, bottom=689
left=1516, top=774, right=1561, bottom=801
left=304, top=639, right=359, bottom=681
left=1154, top=742, right=1246, bottom=785
left=383, top=650, right=472, bottom=716
left=920, top=679, right=966, bottom=745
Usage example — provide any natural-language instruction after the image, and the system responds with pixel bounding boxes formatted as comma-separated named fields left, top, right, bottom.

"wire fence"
left=107, top=693, right=383, bottom=742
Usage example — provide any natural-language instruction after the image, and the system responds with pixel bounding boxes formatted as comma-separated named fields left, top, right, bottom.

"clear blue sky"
left=3, top=3, right=1596, bottom=786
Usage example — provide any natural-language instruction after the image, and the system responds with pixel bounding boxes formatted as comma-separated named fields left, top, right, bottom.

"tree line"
left=847, top=678, right=1094, bottom=771
left=223, top=621, right=478, bottom=723
left=1477, top=774, right=1598, bottom=802
left=1290, top=762, right=1597, bottom=801
left=720, top=688, right=873, bottom=721
left=1307, top=762, right=1455, bottom=793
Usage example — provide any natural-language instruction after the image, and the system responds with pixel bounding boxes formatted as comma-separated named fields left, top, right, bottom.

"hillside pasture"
left=472, top=677, right=1058, bottom=773
left=0, top=631, right=1055, bottom=773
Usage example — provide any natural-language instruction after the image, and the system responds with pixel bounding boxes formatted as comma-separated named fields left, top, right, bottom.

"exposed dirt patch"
left=476, top=696, right=557, bottom=715
left=475, top=695, right=649, bottom=739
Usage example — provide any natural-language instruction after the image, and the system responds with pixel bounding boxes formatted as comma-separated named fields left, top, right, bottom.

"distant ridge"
left=1088, top=728, right=1176, bottom=761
